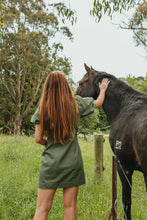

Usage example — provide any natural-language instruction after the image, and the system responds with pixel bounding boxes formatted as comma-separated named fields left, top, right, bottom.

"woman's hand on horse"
left=99, top=78, right=110, bottom=92
left=95, top=78, right=110, bottom=108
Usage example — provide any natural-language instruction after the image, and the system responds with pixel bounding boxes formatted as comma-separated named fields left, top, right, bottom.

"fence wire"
left=103, top=137, right=147, bottom=220
left=116, top=158, right=147, bottom=220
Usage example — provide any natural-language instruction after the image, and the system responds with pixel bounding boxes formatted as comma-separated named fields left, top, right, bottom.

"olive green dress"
left=31, top=95, right=95, bottom=189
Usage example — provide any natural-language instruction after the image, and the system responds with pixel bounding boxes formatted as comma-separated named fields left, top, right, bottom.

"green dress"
left=31, top=95, right=95, bottom=189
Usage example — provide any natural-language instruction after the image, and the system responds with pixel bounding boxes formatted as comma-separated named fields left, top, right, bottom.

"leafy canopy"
left=90, top=1, right=147, bottom=50
left=0, top=0, right=75, bottom=135
left=91, top=0, right=141, bottom=22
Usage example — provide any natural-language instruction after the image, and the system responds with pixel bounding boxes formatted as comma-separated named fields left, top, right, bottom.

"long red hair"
left=39, top=71, right=78, bottom=144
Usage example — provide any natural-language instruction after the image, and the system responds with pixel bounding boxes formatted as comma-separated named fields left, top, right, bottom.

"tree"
left=91, top=0, right=147, bottom=50
left=97, top=107, right=110, bottom=132
left=124, top=74, right=147, bottom=93
left=0, top=0, right=75, bottom=135
left=78, top=109, right=100, bottom=140
left=0, top=0, right=5, bottom=36
left=91, top=0, right=141, bottom=21
left=120, top=2, right=147, bottom=51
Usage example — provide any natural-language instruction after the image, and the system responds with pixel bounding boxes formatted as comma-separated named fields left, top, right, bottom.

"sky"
left=50, top=0, right=147, bottom=83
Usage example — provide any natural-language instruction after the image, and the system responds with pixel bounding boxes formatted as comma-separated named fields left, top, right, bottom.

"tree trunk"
left=14, top=112, right=22, bottom=135
left=13, top=1, right=22, bottom=136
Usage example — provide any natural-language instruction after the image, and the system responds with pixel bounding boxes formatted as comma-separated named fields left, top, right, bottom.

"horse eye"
left=79, top=79, right=88, bottom=86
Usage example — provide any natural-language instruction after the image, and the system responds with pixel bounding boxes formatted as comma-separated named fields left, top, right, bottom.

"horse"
left=76, top=63, right=147, bottom=220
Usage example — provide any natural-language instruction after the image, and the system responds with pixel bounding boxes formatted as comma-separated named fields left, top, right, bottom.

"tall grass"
left=0, top=135, right=146, bottom=220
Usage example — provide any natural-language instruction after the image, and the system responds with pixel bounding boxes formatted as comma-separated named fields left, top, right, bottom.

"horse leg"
left=117, top=162, right=133, bottom=220
left=143, top=173, right=147, bottom=191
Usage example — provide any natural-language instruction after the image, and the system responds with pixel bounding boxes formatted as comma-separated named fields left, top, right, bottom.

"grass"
left=0, top=135, right=146, bottom=220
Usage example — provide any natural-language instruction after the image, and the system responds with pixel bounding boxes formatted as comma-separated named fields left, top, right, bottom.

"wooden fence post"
left=94, top=133, right=103, bottom=181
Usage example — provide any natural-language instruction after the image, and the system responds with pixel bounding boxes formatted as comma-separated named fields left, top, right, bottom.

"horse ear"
left=84, top=63, right=94, bottom=80
left=84, top=63, right=91, bottom=73
left=90, top=66, right=94, bottom=71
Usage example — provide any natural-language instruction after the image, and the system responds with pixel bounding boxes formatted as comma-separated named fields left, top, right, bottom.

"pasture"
left=0, top=135, right=146, bottom=220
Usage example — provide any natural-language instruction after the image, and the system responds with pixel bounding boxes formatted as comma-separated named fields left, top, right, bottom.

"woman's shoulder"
left=75, top=95, right=95, bottom=117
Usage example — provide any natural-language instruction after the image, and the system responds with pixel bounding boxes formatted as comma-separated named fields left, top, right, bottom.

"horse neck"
left=102, top=82, right=141, bottom=123
left=102, top=91, right=122, bottom=122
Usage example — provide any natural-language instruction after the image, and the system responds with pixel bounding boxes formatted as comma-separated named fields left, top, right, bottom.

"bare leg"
left=63, top=186, right=79, bottom=220
left=33, top=188, right=56, bottom=220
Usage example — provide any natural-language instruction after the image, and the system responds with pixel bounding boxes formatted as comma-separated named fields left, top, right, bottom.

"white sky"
left=49, top=0, right=147, bottom=83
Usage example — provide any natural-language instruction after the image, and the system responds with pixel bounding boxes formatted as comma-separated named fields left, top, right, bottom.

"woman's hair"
left=39, top=71, right=78, bottom=144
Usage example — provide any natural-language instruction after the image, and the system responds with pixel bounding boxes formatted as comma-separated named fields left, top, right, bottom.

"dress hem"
left=38, top=180, right=85, bottom=189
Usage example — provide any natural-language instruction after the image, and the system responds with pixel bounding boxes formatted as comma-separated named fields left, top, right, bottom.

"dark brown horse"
left=76, top=63, right=147, bottom=220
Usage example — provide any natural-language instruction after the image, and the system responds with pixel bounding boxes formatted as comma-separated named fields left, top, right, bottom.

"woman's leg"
left=33, top=188, right=56, bottom=220
left=63, top=186, right=79, bottom=220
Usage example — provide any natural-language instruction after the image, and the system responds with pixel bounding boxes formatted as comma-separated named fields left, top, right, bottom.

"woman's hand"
left=95, top=78, right=110, bottom=108
left=99, top=78, right=110, bottom=91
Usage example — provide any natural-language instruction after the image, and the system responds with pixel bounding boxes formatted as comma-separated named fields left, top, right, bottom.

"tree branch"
left=133, top=30, right=147, bottom=46
left=119, top=25, right=147, bottom=31
left=0, top=77, right=16, bottom=103
left=1, top=119, right=14, bottom=133
left=22, top=65, right=49, bottom=118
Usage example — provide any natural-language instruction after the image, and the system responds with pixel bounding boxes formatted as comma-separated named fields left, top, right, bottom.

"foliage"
left=0, top=0, right=5, bottom=36
left=124, top=74, right=147, bottom=93
left=50, top=2, right=77, bottom=26
left=132, top=2, right=147, bottom=50
left=78, top=109, right=100, bottom=139
left=78, top=107, right=110, bottom=137
left=0, top=0, right=74, bottom=135
left=97, top=107, right=110, bottom=132
left=91, top=0, right=138, bottom=22
left=0, top=135, right=146, bottom=219
left=90, top=0, right=147, bottom=50
left=121, top=2, right=147, bottom=51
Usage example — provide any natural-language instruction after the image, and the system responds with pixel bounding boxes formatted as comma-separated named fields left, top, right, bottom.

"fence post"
left=94, top=133, right=103, bottom=181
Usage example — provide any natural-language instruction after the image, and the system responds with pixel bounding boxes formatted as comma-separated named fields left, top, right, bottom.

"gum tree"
left=0, top=0, right=76, bottom=135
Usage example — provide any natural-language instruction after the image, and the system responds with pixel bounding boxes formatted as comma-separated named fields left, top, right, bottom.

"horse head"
left=76, top=63, right=114, bottom=98
left=76, top=64, right=124, bottom=122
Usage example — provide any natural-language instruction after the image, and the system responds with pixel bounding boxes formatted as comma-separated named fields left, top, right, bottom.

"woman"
left=31, top=71, right=110, bottom=220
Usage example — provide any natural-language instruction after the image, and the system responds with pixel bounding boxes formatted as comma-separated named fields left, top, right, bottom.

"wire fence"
left=116, top=159, right=147, bottom=220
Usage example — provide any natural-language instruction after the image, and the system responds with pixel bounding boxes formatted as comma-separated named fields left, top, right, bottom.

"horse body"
left=103, top=85, right=147, bottom=174
left=76, top=64, right=147, bottom=220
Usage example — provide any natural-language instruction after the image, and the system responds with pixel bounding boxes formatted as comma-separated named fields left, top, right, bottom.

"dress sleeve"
left=75, top=95, right=95, bottom=118
left=30, top=107, right=40, bottom=124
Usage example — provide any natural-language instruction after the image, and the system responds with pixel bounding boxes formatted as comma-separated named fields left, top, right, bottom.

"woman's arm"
left=94, top=78, right=110, bottom=108
left=35, top=124, right=47, bottom=145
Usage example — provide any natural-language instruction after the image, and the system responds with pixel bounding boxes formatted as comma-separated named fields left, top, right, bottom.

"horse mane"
left=93, top=71, right=147, bottom=122
left=94, top=71, right=147, bottom=102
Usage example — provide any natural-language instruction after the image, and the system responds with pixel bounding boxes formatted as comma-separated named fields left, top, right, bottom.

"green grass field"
left=0, top=135, right=146, bottom=220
